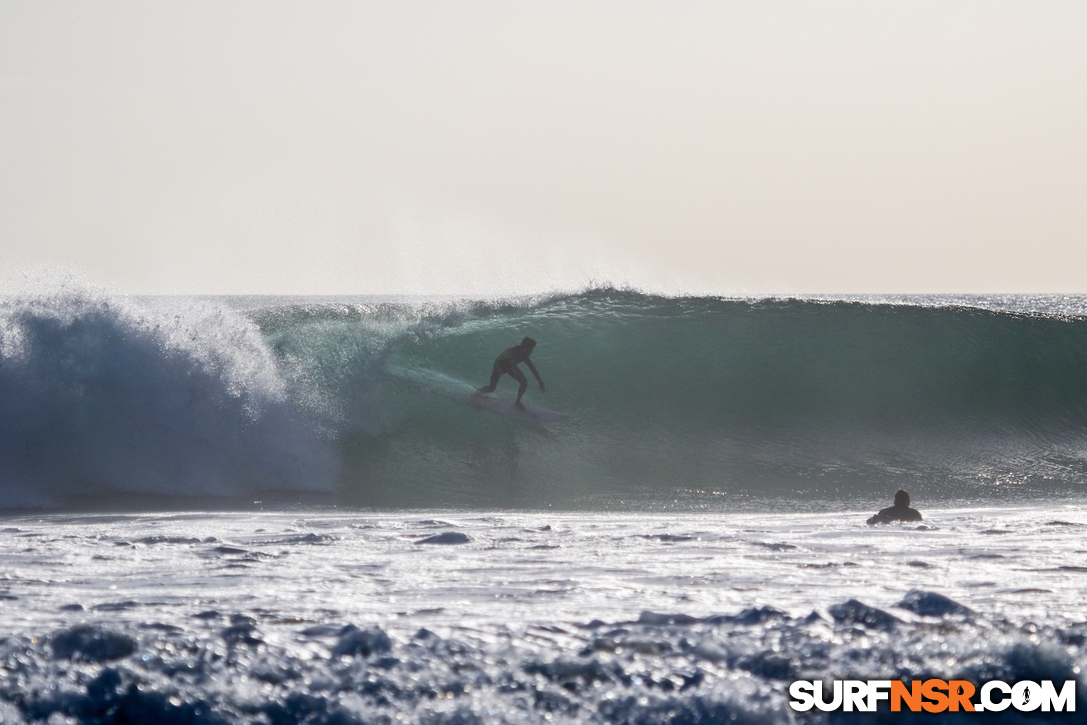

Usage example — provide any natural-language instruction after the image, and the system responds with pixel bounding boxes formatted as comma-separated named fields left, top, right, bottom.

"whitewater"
left=2, top=281, right=1087, bottom=723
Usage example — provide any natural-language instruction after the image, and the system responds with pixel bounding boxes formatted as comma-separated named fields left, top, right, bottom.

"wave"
left=4, top=282, right=1087, bottom=509
left=254, top=288, right=1087, bottom=508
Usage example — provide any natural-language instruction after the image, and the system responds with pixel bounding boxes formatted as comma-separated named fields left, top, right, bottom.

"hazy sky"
left=2, top=1, right=1085, bottom=295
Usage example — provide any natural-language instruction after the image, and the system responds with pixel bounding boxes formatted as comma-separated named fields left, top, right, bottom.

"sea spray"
left=0, top=280, right=336, bottom=507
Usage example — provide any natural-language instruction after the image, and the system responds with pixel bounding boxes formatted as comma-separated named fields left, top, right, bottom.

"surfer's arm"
left=525, top=358, right=545, bottom=392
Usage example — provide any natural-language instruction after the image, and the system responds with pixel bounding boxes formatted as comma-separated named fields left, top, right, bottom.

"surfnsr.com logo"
left=789, top=679, right=1076, bottom=713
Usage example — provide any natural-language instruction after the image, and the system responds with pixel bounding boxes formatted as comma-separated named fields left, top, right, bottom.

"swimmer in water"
left=476, top=337, right=545, bottom=410
left=867, top=489, right=923, bottom=525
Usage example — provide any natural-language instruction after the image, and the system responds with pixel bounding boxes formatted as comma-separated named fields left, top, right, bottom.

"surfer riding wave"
left=477, top=337, right=545, bottom=410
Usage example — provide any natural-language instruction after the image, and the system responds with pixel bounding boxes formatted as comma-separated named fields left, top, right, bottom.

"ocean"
left=2, top=281, right=1087, bottom=723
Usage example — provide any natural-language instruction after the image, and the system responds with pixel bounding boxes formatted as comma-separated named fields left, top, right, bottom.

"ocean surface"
left=2, top=282, right=1087, bottom=722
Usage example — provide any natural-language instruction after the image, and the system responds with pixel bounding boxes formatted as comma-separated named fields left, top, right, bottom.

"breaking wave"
left=5, top=279, right=1087, bottom=509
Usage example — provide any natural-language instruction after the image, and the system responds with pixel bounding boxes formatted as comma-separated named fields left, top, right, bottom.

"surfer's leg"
left=478, top=363, right=504, bottom=393
left=510, top=367, right=528, bottom=407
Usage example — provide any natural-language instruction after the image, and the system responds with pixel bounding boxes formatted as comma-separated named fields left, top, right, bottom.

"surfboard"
left=468, top=392, right=568, bottom=422
left=386, top=366, right=568, bottom=422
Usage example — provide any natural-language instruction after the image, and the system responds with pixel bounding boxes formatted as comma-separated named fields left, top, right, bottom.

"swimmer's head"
left=894, top=489, right=910, bottom=507
left=521, top=337, right=537, bottom=350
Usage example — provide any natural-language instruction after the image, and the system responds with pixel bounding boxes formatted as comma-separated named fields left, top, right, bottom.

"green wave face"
left=255, top=291, right=1087, bottom=510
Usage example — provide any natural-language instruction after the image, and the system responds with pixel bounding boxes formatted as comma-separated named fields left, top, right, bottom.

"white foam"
left=0, top=277, right=337, bottom=506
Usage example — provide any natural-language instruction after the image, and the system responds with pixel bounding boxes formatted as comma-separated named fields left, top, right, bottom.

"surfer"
left=867, top=489, right=923, bottom=525
left=477, top=337, right=545, bottom=409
